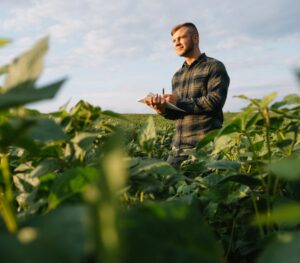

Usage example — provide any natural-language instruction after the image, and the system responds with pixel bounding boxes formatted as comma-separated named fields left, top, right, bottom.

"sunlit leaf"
left=207, top=160, right=241, bottom=172
left=196, top=129, right=219, bottom=149
left=49, top=167, right=98, bottom=209
left=254, top=203, right=300, bottom=226
left=4, top=37, right=48, bottom=90
left=0, top=79, right=65, bottom=110
left=218, top=117, right=242, bottom=135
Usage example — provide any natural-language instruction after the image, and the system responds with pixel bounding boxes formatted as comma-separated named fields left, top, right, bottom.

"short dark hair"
left=171, top=22, right=199, bottom=36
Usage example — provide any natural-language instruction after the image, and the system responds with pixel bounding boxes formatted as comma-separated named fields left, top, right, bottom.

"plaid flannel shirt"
left=162, top=53, right=230, bottom=150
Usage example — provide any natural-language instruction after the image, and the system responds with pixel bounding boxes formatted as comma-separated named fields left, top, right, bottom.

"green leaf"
left=218, top=175, right=261, bottom=188
left=268, top=158, right=300, bottom=181
left=271, top=94, right=300, bottom=109
left=218, top=117, right=242, bottom=135
left=49, top=167, right=98, bottom=209
left=245, top=112, right=260, bottom=129
left=0, top=205, right=88, bottom=263
left=0, top=79, right=66, bottom=110
left=124, top=201, right=222, bottom=263
left=27, top=118, right=66, bottom=142
left=276, top=139, right=293, bottom=148
left=254, top=203, right=300, bottom=226
left=207, top=160, right=241, bottom=172
left=138, top=116, right=157, bottom=154
left=257, top=232, right=300, bottom=263
left=31, top=159, right=65, bottom=178
left=235, top=92, right=277, bottom=109
left=196, top=129, right=219, bottom=149
left=260, top=92, right=277, bottom=108
left=71, top=132, right=97, bottom=151
left=0, top=118, right=39, bottom=153
left=4, top=37, right=48, bottom=90
left=130, top=158, right=176, bottom=177
left=138, top=116, right=156, bottom=143
left=212, top=133, right=239, bottom=155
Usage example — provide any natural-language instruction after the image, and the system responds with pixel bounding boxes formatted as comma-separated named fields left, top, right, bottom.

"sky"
left=1, top=0, right=300, bottom=113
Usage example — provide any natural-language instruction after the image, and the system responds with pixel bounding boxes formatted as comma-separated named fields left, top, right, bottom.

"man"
left=145, top=22, right=230, bottom=168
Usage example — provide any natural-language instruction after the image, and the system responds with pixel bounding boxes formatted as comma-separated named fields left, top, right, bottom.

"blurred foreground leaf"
left=257, top=232, right=300, bottom=263
left=123, top=201, right=222, bottom=263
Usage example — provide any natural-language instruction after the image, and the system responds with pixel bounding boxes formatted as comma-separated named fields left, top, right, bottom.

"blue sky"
left=1, top=0, right=299, bottom=113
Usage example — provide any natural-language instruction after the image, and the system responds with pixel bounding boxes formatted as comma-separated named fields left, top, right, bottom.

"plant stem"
left=0, top=154, right=17, bottom=233
left=251, top=193, right=264, bottom=239
left=0, top=190, right=18, bottom=233
left=224, top=219, right=236, bottom=262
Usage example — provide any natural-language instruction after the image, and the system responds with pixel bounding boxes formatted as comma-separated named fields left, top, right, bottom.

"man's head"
left=171, top=22, right=200, bottom=58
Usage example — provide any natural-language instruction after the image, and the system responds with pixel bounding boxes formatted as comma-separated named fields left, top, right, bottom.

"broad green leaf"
left=218, top=174, right=261, bottom=187
left=196, top=129, right=219, bottom=149
left=129, top=158, right=176, bottom=193
left=268, top=158, right=300, bottom=181
left=123, top=201, right=222, bottom=263
left=130, top=158, right=176, bottom=176
left=202, top=173, right=224, bottom=188
left=102, top=148, right=128, bottom=193
left=27, top=118, right=66, bottom=142
left=0, top=118, right=39, bottom=153
left=235, top=92, right=277, bottom=109
left=138, top=116, right=157, bottom=155
left=71, top=132, right=97, bottom=151
left=0, top=79, right=65, bottom=110
left=260, top=92, right=277, bottom=108
left=31, top=159, right=65, bottom=178
left=257, top=232, right=300, bottom=263
left=207, top=160, right=241, bottom=172
left=138, top=116, right=156, bottom=144
left=271, top=94, right=300, bottom=109
left=4, top=37, right=48, bottom=90
left=245, top=112, right=260, bottom=129
left=276, top=139, right=293, bottom=148
left=212, top=133, right=239, bottom=155
left=218, top=117, right=242, bottom=135
left=0, top=205, right=88, bottom=263
left=49, top=167, right=98, bottom=209
left=254, top=203, right=300, bottom=226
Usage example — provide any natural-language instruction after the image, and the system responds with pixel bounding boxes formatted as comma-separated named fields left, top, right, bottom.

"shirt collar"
left=182, top=53, right=206, bottom=68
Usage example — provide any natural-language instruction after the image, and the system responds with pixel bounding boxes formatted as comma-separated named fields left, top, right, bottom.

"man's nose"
left=173, top=39, right=180, bottom=46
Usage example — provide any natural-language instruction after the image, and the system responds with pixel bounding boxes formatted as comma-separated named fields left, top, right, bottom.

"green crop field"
left=0, top=38, right=300, bottom=263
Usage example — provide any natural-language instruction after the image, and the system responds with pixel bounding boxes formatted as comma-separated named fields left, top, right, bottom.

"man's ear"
left=193, top=34, right=199, bottom=44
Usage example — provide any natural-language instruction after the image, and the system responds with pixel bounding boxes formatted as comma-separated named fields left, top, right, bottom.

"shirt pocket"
left=191, top=75, right=208, bottom=97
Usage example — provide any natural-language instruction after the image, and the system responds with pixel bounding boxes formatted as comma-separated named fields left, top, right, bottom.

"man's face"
left=172, top=26, right=197, bottom=57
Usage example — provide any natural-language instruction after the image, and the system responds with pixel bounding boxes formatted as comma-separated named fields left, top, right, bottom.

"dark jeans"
left=167, top=154, right=189, bottom=169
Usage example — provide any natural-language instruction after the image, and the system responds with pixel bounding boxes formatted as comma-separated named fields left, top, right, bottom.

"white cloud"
left=48, top=19, right=83, bottom=41
left=1, top=0, right=300, bottom=113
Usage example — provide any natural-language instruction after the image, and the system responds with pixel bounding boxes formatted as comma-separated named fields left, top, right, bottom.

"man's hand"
left=163, top=94, right=177, bottom=105
left=144, top=94, right=166, bottom=114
